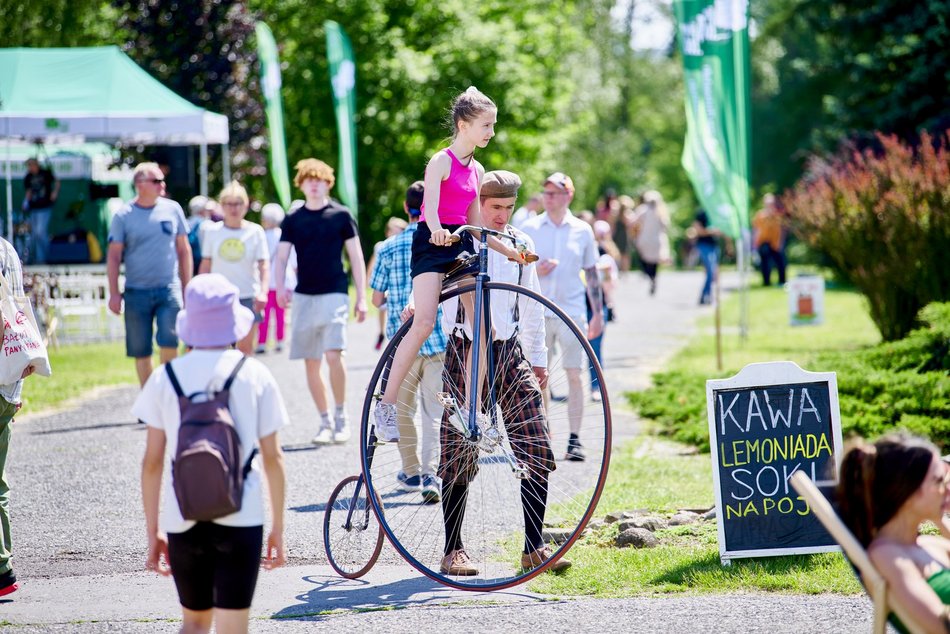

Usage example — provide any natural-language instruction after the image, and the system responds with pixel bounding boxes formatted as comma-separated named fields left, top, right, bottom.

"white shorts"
left=544, top=314, right=587, bottom=370
left=289, top=292, right=349, bottom=359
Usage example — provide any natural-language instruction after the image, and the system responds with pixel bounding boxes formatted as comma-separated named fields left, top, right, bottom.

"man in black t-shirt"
left=274, top=158, right=367, bottom=445
left=22, top=159, right=59, bottom=264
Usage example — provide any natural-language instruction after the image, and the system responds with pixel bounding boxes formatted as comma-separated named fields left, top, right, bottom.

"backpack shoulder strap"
left=222, top=356, right=248, bottom=391
left=242, top=447, right=258, bottom=478
left=165, top=362, right=185, bottom=398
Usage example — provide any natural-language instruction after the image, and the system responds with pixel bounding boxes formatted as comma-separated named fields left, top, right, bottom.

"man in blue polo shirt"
left=370, top=181, right=446, bottom=503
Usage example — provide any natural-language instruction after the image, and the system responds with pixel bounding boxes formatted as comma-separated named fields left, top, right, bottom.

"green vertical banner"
left=255, top=21, right=291, bottom=209
left=325, top=20, right=358, bottom=218
left=674, top=0, right=751, bottom=239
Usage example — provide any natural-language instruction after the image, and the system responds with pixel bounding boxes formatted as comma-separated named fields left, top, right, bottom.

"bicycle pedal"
left=512, top=462, right=530, bottom=479
left=437, top=392, right=471, bottom=438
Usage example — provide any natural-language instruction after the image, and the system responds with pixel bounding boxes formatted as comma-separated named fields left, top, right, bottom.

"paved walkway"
left=3, top=271, right=873, bottom=631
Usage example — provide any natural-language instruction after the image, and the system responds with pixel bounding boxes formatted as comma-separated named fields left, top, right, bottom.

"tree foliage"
left=113, top=0, right=265, bottom=189
left=750, top=0, right=950, bottom=192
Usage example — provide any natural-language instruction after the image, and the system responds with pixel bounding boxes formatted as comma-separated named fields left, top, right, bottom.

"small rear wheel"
left=324, top=475, right=384, bottom=579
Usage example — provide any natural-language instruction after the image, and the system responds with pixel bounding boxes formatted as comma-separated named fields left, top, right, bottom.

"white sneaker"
left=312, top=425, right=334, bottom=445
left=333, top=422, right=351, bottom=444
left=374, top=402, right=399, bottom=442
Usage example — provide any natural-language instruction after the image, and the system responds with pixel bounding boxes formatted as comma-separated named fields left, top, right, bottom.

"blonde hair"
left=641, top=189, right=670, bottom=224
left=386, top=217, right=408, bottom=236
left=294, top=158, right=335, bottom=189
left=132, top=162, right=162, bottom=182
left=218, top=180, right=249, bottom=206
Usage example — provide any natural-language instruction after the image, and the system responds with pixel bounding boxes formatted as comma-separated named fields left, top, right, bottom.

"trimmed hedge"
left=629, top=302, right=950, bottom=452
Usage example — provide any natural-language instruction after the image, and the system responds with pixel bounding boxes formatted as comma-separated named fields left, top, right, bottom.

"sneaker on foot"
left=591, top=389, right=602, bottom=403
left=0, top=569, right=18, bottom=597
left=255, top=344, right=266, bottom=354
left=333, top=413, right=350, bottom=443
left=312, top=424, right=334, bottom=445
left=440, top=549, right=478, bottom=576
left=565, top=437, right=586, bottom=462
left=275, top=343, right=283, bottom=352
left=521, top=546, right=571, bottom=573
left=333, top=425, right=351, bottom=443
left=399, top=474, right=422, bottom=492
left=374, top=333, right=385, bottom=351
left=421, top=474, right=440, bottom=504
left=373, top=402, right=399, bottom=442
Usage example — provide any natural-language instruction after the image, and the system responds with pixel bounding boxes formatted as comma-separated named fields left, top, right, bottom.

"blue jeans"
left=29, top=207, right=52, bottom=265
left=698, top=242, right=718, bottom=304
left=123, top=286, right=182, bottom=358
left=587, top=305, right=608, bottom=390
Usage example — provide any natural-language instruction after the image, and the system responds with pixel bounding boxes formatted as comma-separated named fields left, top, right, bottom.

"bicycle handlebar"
left=446, top=225, right=517, bottom=245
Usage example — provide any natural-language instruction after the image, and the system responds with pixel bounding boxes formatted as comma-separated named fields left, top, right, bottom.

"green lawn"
left=528, top=436, right=861, bottom=596
left=528, top=276, right=874, bottom=596
left=23, top=342, right=138, bottom=413
left=674, top=279, right=880, bottom=376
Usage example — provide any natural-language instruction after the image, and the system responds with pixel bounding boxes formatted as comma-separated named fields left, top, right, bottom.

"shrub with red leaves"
left=783, top=132, right=950, bottom=341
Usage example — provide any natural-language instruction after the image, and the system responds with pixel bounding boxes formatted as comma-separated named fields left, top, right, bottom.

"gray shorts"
left=545, top=313, right=587, bottom=370
left=289, top=292, right=349, bottom=359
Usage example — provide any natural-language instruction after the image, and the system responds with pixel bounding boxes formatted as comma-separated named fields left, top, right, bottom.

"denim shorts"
left=123, top=286, right=183, bottom=358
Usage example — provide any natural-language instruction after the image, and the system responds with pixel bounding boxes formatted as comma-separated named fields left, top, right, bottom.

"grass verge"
left=528, top=436, right=860, bottom=596
left=23, top=342, right=138, bottom=413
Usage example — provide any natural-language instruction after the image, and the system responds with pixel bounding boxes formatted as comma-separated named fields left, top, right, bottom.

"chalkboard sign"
left=706, top=362, right=844, bottom=564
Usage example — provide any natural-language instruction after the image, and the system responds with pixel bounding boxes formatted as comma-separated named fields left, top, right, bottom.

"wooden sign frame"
left=706, top=361, right=844, bottom=564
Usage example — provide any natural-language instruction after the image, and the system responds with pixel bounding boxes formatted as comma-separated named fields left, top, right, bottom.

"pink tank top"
left=420, top=149, right=477, bottom=225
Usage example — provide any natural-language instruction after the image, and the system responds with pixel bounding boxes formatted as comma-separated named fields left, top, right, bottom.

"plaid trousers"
left=438, top=333, right=555, bottom=485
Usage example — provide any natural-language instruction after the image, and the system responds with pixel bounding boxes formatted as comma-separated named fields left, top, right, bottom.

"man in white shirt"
left=521, top=172, right=604, bottom=462
left=437, top=170, right=569, bottom=577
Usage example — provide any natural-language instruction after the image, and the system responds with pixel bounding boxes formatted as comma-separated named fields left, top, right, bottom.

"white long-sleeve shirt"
left=441, top=226, right=547, bottom=368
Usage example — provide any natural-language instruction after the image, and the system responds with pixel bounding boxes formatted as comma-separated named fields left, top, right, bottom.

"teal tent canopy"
left=0, top=46, right=232, bottom=241
left=0, top=46, right=228, bottom=144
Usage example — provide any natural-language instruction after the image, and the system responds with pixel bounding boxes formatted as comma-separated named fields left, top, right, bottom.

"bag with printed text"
left=0, top=274, right=52, bottom=384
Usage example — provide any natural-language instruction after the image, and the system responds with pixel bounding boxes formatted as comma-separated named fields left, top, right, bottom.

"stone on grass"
left=542, top=527, right=574, bottom=545
left=586, top=518, right=607, bottom=531
left=615, top=527, right=659, bottom=549
left=703, top=508, right=717, bottom=521
left=669, top=511, right=700, bottom=526
left=621, top=509, right=649, bottom=519
left=618, top=516, right=668, bottom=532
left=604, top=511, right=624, bottom=524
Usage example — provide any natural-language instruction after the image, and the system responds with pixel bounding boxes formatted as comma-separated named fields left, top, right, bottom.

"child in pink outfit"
left=257, top=204, right=296, bottom=354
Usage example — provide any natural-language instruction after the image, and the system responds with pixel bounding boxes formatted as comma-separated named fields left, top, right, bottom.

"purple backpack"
left=165, top=357, right=256, bottom=521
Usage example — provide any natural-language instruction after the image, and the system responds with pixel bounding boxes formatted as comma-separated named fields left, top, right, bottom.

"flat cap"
left=480, top=170, right=522, bottom=200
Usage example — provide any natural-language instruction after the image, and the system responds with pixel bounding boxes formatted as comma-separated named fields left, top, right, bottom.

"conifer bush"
left=783, top=132, right=950, bottom=341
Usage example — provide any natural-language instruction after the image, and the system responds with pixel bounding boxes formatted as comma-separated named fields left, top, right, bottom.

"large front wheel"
left=360, top=282, right=611, bottom=591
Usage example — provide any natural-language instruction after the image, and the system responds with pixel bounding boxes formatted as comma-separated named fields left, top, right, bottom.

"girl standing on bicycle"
left=374, top=87, right=520, bottom=441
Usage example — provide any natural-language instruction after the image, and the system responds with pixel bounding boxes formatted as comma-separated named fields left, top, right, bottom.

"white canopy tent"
left=0, top=46, right=231, bottom=241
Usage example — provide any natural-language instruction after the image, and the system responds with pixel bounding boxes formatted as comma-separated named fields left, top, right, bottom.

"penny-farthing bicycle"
left=324, top=225, right=611, bottom=590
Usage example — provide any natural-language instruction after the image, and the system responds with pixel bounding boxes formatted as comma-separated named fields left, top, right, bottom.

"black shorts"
left=411, top=223, right=475, bottom=278
left=167, top=523, right=263, bottom=611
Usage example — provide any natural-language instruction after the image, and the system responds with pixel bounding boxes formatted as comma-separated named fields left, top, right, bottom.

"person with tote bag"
left=0, top=236, right=49, bottom=596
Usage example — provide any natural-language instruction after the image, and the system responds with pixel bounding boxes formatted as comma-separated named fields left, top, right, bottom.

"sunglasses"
left=935, top=471, right=950, bottom=488
left=136, top=178, right=165, bottom=184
